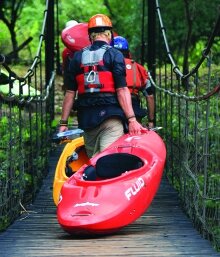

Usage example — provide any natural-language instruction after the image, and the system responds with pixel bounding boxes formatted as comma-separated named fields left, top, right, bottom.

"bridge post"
left=147, top=0, right=156, bottom=124
left=45, top=0, right=55, bottom=119
left=141, top=0, right=146, bottom=65
left=147, top=0, right=156, bottom=81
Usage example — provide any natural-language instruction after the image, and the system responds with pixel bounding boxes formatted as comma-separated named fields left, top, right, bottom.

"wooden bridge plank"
left=0, top=146, right=218, bottom=257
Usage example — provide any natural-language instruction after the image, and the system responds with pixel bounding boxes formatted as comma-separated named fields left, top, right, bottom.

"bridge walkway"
left=0, top=146, right=218, bottom=257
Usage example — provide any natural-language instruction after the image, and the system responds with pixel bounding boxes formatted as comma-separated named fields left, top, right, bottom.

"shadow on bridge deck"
left=0, top=146, right=218, bottom=257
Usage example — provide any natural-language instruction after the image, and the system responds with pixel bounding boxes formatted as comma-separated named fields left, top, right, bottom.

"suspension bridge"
left=0, top=1, right=219, bottom=256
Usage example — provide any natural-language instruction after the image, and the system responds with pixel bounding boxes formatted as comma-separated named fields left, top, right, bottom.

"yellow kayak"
left=53, top=135, right=90, bottom=205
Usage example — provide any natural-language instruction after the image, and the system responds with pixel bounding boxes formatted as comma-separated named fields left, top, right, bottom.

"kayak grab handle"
left=52, top=129, right=84, bottom=144
left=56, top=129, right=84, bottom=138
left=150, top=127, right=163, bottom=131
left=140, top=127, right=163, bottom=133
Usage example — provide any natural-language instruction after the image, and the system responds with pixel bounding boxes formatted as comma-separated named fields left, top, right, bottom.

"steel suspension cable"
left=155, top=0, right=220, bottom=80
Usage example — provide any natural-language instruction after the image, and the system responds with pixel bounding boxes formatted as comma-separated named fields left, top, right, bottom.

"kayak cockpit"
left=82, top=153, right=144, bottom=181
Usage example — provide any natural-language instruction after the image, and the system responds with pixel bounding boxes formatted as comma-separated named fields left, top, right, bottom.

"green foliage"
left=17, top=2, right=45, bottom=59
left=0, top=22, right=11, bottom=53
left=58, top=0, right=109, bottom=26
left=51, top=119, right=59, bottom=129
left=159, top=0, right=220, bottom=63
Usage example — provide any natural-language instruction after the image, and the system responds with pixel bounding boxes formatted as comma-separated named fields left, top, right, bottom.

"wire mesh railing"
left=153, top=0, right=220, bottom=251
left=0, top=0, right=55, bottom=231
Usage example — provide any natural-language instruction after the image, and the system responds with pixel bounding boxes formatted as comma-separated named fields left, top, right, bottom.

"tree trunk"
left=9, top=25, right=19, bottom=60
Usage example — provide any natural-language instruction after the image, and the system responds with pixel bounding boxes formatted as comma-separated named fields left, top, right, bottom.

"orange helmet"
left=88, top=14, right=112, bottom=33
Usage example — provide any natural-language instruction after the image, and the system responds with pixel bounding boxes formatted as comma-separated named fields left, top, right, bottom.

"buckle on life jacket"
left=86, top=70, right=96, bottom=83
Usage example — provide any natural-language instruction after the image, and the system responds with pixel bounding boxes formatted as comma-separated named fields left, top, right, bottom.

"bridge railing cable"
left=155, top=0, right=220, bottom=80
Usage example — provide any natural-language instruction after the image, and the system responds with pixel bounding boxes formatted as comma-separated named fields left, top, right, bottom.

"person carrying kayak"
left=59, top=14, right=147, bottom=158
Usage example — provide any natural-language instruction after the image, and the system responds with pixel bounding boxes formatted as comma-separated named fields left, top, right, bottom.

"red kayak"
left=61, top=22, right=118, bottom=52
left=57, top=130, right=166, bottom=235
left=61, top=23, right=90, bottom=52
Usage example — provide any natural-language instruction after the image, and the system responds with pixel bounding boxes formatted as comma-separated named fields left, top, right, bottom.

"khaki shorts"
left=83, top=118, right=124, bottom=158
